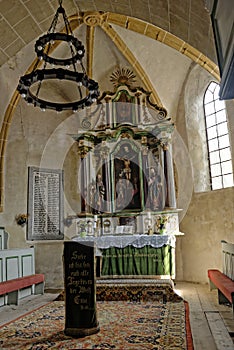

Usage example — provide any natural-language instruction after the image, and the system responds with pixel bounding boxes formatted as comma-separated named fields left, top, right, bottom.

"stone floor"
left=175, top=282, right=234, bottom=350
left=0, top=282, right=233, bottom=350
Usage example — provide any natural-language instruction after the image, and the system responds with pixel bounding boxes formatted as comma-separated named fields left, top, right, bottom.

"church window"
left=204, top=82, right=233, bottom=190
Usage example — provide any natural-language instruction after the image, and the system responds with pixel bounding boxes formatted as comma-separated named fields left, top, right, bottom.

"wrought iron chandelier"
left=17, top=0, right=99, bottom=112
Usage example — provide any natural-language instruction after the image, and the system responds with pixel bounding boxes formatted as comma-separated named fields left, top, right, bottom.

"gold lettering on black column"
left=64, top=242, right=99, bottom=337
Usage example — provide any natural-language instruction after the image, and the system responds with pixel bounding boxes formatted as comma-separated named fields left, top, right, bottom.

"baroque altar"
left=72, top=69, right=181, bottom=277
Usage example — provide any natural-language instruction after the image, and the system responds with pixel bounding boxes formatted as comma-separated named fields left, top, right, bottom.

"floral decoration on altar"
left=156, top=215, right=168, bottom=234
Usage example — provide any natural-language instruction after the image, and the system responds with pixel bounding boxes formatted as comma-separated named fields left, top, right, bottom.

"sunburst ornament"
left=110, top=68, right=136, bottom=88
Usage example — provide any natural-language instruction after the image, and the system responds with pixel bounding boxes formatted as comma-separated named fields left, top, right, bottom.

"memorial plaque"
left=27, top=167, right=64, bottom=240
left=64, top=241, right=99, bottom=337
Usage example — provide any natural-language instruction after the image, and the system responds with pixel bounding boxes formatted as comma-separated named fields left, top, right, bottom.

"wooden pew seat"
left=0, top=274, right=45, bottom=305
left=208, top=269, right=234, bottom=315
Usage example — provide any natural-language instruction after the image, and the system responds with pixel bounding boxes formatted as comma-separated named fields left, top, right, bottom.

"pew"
left=0, top=274, right=44, bottom=305
left=208, top=241, right=234, bottom=316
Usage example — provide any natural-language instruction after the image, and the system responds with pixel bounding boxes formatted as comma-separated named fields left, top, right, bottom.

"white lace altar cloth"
left=72, top=234, right=176, bottom=249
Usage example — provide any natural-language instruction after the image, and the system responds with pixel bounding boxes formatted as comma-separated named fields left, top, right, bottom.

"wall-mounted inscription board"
left=27, top=167, right=64, bottom=240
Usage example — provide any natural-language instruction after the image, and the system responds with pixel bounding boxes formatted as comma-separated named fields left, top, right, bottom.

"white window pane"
left=206, top=114, right=216, bottom=127
left=220, top=148, right=231, bottom=162
left=217, top=122, right=228, bottom=136
left=204, top=83, right=233, bottom=192
left=215, top=99, right=225, bottom=112
left=221, top=160, right=233, bottom=175
left=204, top=90, right=214, bottom=104
left=223, top=174, right=234, bottom=188
left=209, top=82, right=217, bottom=93
left=208, top=138, right=219, bottom=151
left=211, top=163, right=221, bottom=176
left=219, top=135, right=230, bottom=148
left=205, top=102, right=215, bottom=115
left=213, top=84, right=220, bottom=99
left=216, top=109, right=227, bottom=123
left=212, top=176, right=222, bottom=190
left=207, top=125, right=217, bottom=139
left=210, top=151, right=220, bottom=164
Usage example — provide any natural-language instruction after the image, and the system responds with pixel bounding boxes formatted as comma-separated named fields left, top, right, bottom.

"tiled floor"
left=0, top=282, right=233, bottom=350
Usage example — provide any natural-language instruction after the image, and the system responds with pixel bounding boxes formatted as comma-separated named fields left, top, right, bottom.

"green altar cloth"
left=101, top=245, right=174, bottom=276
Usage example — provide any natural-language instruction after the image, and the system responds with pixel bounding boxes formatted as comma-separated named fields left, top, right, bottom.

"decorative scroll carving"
left=83, top=12, right=104, bottom=27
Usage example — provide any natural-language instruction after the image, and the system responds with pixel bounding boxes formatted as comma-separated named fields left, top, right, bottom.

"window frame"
left=203, top=81, right=233, bottom=190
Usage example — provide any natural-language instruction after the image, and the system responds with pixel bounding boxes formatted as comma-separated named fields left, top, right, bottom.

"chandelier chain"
left=47, top=10, right=59, bottom=34
left=62, top=8, right=73, bottom=36
left=17, top=0, right=99, bottom=112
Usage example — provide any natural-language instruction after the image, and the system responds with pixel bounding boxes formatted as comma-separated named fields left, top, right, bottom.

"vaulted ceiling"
left=0, top=0, right=219, bottom=116
left=0, top=0, right=217, bottom=67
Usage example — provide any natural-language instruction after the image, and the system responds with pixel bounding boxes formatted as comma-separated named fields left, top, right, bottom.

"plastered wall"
left=0, top=22, right=233, bottom=288
left=175, top=65, right=234, bottom=283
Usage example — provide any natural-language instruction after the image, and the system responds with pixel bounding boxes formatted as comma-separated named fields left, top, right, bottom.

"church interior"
left=0, top=0, right=233, bottom=349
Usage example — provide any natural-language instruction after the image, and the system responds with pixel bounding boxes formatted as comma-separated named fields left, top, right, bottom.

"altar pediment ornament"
left=92, top=67, right=169, bottom=130
left=110, top=68, right=137, bottom=88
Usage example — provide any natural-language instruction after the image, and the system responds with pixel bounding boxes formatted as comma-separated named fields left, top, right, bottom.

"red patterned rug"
left=0, top=296, right=193, bottom=349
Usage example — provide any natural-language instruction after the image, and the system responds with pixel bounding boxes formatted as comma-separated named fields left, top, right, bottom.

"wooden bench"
left=0, top=274, right=45, bottom=305
left=208, top=269, right=234, bottom=315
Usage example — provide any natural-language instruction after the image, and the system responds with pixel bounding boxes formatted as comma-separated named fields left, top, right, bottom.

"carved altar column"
left=158, top=145, right=166, bottom=209
left=104, top=96, right=111, bottom=127
left=100, top=142, right=111, bottom=213
left=141, top=137, right=149, bottom=208
left=93, top=142, right=111, bottom=213
left=163, top=143, right=176, bottom=208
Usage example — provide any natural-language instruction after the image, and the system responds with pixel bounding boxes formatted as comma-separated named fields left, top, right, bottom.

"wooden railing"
left=0, top=247, right=35, bottom=282
left=221, top=240, right=234, bottom=281
left=0, top=227, right=8, bottom=250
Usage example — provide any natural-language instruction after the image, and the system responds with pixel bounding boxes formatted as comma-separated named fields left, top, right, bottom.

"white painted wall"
left=0, top=23, right=233, bottom=287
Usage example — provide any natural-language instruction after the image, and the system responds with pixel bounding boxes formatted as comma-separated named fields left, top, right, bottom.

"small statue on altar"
left=131, top=175, right=140, bottom=208
left=94, top=173, right=105, bottom=213
left=148, top=167, right=163, bottom=211
left=116, top=174, right=128, bottom=210
left=122, top=158, right=131, bottom=180
left=81, top=185, right=93, bottom=213
left=87, top=181, right=96, bottom=213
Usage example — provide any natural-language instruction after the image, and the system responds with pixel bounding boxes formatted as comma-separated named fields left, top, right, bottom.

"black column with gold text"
left=64, top=241, right=99, bottom=337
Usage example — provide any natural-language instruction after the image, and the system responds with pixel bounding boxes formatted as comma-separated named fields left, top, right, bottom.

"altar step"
left=96, top=277, right=180, bottom=303
left=55, top=278, right=176, bottom=302
left=97, top=277, right=174, bottom=287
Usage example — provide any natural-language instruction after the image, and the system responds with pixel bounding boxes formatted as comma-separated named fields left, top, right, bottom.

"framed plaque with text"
left=27, top=167, right=64, bottom=240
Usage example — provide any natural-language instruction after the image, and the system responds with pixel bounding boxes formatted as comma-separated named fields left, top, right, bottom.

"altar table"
left=73, top=235, right=176, bottom=278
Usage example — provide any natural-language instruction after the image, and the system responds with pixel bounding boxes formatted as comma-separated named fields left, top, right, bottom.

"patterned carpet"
left=0, top=283, right=193, bottom=349
left=96, top=278, right=179, bottom=303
